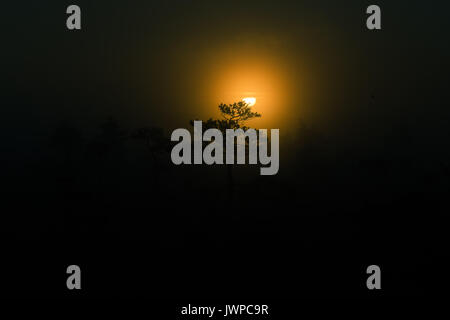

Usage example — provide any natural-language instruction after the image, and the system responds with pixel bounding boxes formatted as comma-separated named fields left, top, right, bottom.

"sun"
left=242, top=97, right=256, bottom=106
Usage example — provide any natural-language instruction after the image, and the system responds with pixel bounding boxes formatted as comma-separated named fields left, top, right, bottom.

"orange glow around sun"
left=161, top=37, right=306, bottom=130
left=205, top=54, right=297, bottom=129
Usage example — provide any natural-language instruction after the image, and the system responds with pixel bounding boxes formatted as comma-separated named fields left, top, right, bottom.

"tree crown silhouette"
left=190, top=101, right=261, bottom=131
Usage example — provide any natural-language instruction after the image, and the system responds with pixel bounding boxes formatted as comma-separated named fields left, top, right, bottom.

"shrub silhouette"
left=190, top=101, right=262, bottom=201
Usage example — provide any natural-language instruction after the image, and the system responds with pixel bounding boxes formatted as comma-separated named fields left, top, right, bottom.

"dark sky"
left=2, top=0, right=450, bottom=163
left=2, top=1, right=450, bottom=298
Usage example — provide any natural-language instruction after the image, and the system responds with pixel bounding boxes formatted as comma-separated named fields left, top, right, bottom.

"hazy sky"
left=2, top=2, right=448, bottom=298
left=2, top=1, right=450, bottom=144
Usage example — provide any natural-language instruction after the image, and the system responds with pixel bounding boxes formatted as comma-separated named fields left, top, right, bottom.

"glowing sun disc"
left=242, top=97, right=256, bottom=106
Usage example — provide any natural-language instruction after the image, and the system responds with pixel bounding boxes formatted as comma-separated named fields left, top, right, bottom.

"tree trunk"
left=226, top=164, right=234, bottom=202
